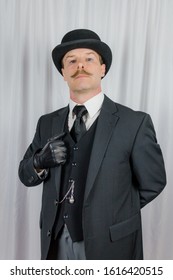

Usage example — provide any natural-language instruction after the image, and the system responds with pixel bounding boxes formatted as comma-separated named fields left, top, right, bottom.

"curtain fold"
left=0, top=0, right=173, bottom=259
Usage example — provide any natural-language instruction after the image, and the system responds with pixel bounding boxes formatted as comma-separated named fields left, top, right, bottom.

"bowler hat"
left=52, top=29, right=112, bottom=76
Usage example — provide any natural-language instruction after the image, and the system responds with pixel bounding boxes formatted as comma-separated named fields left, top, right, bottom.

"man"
left=19, top=29, right=166, bottom=260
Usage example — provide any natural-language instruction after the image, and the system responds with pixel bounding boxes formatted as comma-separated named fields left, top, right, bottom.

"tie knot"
left=73, top=105, right=88, bottom=119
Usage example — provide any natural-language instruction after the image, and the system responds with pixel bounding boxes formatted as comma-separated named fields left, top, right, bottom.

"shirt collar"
left=69, top=92, right=104, bottom=119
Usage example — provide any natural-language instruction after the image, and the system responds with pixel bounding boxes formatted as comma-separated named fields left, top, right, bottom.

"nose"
left=77, top=62, right=84, bottom=70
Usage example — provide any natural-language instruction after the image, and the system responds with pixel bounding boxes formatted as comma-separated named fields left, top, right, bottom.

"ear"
left=101, top=64, right=106, bottom=77
left=61, top=68, right=67, bottom=81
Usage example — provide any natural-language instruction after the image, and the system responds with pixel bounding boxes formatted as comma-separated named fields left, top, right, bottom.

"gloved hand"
left=33, top=132, right=67, bottom=170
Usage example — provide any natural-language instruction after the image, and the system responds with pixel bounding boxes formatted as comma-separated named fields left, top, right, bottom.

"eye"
left=69, top=59, right=77, bottom=65
left=86, top=57, right=94, bottom=62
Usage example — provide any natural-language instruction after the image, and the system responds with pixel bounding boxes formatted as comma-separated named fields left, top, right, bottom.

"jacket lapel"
left=52, top=106, right=69, bottom=136
left=84, top=95, right=119, bottom=201
left=52, top=106, right=69, bottom=195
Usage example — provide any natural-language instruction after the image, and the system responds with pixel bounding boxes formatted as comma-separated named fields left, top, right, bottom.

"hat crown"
left=61, top=29, right=101, bottom=44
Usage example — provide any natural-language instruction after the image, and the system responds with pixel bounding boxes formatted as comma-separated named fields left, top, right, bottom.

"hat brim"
left=52, top=38, right=112, bottom=76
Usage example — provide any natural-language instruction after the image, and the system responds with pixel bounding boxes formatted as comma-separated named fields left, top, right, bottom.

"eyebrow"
left=66, top=54, right=76, bottom=58
left=84, top=51, right=98, bottom=57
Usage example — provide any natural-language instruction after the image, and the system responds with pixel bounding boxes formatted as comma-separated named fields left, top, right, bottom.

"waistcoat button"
left=54, top=199, right=58, bottom=206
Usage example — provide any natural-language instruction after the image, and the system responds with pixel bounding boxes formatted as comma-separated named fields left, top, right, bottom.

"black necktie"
left=70, top=105, right=88, bottom=142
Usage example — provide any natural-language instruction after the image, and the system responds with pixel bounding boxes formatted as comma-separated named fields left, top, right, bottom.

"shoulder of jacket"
left=104, top=95, right=148, bottom=119
left=38, top=105, right=69, bottom=121
left=115, top=102, right=148, bottom=119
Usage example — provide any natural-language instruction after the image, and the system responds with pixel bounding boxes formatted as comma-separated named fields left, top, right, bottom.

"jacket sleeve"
left=18, top=117, right=47, bottom=186
left=131, top=114, right=166, bottom=208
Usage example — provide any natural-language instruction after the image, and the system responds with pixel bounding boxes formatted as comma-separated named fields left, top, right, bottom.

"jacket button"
left=47, top=230, right=51, bottom=237
left=72, top=162, right=77, bottom=167
left=73, top=146, right=78, bottom=151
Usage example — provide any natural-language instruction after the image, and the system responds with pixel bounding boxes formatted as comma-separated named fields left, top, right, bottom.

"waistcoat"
left=53, top=116, right=98, bottom=242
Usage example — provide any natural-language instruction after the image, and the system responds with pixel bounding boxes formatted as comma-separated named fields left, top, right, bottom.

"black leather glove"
left=33, top=133, right=67, bottom=170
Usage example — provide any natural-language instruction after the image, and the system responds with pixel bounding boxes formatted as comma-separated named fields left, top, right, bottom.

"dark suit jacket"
left=19, top=95, right=166, bottom=259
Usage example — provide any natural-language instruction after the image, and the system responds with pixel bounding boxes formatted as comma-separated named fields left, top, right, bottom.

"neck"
left=70, top=88, right=102, bottom=104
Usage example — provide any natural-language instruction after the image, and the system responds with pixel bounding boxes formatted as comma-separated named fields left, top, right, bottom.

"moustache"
left=71, top=70, right=92, bottom=79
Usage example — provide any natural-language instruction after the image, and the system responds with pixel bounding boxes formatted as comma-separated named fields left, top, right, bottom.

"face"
left=61, top=48, right=106, bottom=96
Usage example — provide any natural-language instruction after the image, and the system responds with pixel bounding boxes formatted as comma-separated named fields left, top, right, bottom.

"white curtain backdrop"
left=0, top=0, right=173, bottom=259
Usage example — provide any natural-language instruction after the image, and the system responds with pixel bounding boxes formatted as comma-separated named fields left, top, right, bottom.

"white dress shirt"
left=68, top=92, right=104, bottom=131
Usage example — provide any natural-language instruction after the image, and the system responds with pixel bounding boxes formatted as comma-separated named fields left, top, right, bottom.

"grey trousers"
left=47, top=225, right=86, bottom=260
